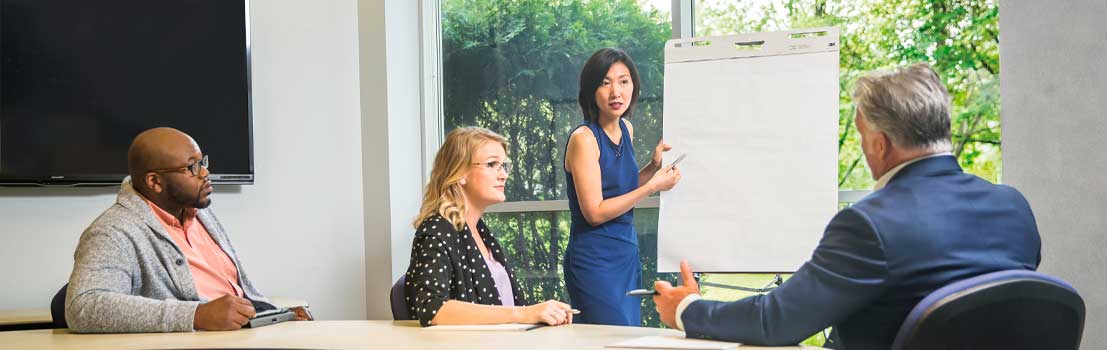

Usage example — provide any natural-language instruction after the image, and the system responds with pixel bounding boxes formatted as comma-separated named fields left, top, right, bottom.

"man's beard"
left=167, top=182, right=211, bottom=209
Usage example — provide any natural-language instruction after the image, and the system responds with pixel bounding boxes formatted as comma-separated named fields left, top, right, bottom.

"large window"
left=437, top=0, right=673, bottom=326
left=431, top=0, right=1000, bottom=333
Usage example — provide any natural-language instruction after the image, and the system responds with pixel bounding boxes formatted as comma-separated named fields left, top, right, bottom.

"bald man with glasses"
left=65, top=127, right=310, bottom=333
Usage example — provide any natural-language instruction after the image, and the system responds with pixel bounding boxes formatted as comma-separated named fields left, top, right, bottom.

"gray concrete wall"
left=357, top=0, right=424, bottom=319
left=1000, top=0, right=1107, bottom=347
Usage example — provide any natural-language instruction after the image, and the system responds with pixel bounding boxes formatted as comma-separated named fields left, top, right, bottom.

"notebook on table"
left=424, top=323, right=544, bottom=331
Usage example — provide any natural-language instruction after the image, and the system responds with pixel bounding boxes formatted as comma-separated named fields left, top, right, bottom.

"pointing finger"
left=680, top=260, right=697, bottom=287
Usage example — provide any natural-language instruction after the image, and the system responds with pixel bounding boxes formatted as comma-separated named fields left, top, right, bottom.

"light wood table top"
left=0, top=320, right=811, bottom=349
left=0, top=295, right=307, bottom=328
left=0, top=308, right=51, bottom=327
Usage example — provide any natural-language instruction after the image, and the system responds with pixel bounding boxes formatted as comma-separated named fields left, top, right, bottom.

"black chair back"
left=390, top=275, right=411, bottom=320
left=893, top=270, right=1084, bottom=350
left=50, top=283, right=68, bottom=328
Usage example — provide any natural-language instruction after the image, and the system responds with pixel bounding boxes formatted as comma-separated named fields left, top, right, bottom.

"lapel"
left=116, top=178, right=178, bottom=250
left=195, top=210, right=230, bottom=262
left=115, top=177, right=200, bottom=300
left=469, top=219, right=526, bottom=306
left=195, top=209, right=247, bottom=293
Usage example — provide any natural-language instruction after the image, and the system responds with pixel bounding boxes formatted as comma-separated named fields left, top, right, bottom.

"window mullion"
left=672, top=0, right=694, bottom=39
left=419, top=0, right=444, bottom=184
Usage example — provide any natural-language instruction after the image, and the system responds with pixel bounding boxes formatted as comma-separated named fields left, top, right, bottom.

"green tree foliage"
left=696, top=0, right=1001, bottom=188
left=443, top=0, right=670, bottom=195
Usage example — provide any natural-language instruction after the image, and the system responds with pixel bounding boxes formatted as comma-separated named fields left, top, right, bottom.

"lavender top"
left=484, top=257, right=515, bottom=307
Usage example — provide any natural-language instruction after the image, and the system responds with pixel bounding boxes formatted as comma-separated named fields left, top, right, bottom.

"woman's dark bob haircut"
left=578, top=48, right=641, bottom=123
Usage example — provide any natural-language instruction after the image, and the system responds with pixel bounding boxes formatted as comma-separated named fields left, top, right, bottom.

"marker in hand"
left=626, top=289, right=659, bottom=297
left=669, top=153, right=687, bottom=168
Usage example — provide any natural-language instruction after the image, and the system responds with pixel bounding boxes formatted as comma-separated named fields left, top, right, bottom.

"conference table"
left=0, top=308, right=51, bottom=330
left=0, top=320, right=815, bottom=349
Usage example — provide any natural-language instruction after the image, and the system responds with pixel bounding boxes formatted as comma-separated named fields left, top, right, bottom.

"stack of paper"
left=606, top=335, right=741, bottom=349
left=424, top=323, right=543, bottom=331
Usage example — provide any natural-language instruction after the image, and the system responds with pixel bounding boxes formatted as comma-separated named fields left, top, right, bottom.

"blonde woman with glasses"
left=403, top=127, right=574, bottom=327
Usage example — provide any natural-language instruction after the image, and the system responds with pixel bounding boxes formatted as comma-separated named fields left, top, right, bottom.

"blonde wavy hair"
left=413, top=127, right=508, bottom=231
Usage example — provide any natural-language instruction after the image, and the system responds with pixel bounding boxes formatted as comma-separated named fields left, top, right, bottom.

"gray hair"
left=852, top=63, right=953, bottom=152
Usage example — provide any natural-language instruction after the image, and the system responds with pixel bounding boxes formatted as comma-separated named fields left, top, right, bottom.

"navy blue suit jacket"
left=681, top=155, right=1041, bottom=349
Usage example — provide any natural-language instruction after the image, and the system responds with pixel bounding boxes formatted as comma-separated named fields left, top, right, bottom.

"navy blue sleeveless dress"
left=564, top=119, right=641, bottom=326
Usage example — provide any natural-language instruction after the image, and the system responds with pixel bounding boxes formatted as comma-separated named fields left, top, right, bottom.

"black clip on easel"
left=692, top=273, right=784, bottom=293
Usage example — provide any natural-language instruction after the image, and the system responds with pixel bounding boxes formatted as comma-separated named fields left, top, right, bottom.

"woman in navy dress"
left=563, top=48, right=681, bottom=326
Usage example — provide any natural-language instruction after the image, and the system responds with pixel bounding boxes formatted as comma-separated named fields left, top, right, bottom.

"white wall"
left=0, top=0, right=369, bottom=320
left=1000, top=0, right=1107, bottom=347
left=0, top=188, right=115, bottom=312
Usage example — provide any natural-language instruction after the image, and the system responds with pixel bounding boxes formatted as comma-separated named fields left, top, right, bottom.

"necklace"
left=610, top=137, right=622, bottom=158
left=601, top=122, right=622, bottom=158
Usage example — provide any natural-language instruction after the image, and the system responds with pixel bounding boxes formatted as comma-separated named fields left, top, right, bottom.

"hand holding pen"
left=651, top=260, right=701, bottom=329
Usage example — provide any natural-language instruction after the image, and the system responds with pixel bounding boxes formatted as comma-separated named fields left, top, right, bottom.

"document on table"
left=606, top=335, right=741, bottom=349
left=424, top=323, right=543, bottom=331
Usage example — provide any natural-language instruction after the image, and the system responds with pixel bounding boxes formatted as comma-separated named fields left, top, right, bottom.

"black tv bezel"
left=0, top=0, right=255, bottom=187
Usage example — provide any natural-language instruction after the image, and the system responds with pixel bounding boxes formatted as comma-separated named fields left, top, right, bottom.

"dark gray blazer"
left=66, top=177, right=271, bottom=333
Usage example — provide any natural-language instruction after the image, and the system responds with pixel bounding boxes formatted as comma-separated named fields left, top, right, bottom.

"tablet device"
left=245, top=308, right=296, bottom=328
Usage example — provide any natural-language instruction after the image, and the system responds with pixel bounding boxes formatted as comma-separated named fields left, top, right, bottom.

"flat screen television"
left=0, top=0, right=253, bottom=186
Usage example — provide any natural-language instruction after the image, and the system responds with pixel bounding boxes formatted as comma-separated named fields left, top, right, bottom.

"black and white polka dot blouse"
left=403, top=214, right=527, bottom=326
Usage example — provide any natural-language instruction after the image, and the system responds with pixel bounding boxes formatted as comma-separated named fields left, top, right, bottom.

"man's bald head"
left=128, top=127, right=201, bottom=191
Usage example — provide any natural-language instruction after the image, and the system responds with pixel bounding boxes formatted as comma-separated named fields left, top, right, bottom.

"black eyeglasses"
left=471, top=160, right=511, bottom=174
left=150, top=155, right=209, bottom=177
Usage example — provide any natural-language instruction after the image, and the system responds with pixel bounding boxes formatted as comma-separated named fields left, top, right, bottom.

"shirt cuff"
left=674, top=293, right=702, bottom=332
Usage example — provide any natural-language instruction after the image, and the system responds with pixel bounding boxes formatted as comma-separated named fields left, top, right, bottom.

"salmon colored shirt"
left=142, top=197, right=244, bottom=300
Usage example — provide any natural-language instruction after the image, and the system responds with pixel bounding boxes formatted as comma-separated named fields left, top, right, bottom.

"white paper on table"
left=606, top=335, right=741, bottom=349
left=423, top=323, right=543, bottom=331
left=658, top=28, right=841, bottom=273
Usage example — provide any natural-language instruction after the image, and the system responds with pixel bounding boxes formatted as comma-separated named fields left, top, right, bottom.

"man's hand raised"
left=194, top=295, right=256, bottom=331
left=653, top=260, right=700, bottom=329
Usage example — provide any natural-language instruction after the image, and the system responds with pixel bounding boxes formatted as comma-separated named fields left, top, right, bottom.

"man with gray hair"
left=652, top=64, right=1041, bottom=349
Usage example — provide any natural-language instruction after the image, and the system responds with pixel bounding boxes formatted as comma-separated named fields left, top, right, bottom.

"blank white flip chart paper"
left=659, top=28, right=840, bottom=272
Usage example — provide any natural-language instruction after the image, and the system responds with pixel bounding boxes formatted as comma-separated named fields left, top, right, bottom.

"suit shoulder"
left=827, top=206, right=879, bottom=232
left=992, top=182, right=1027, bottom=197
left=823, top=205, right=888, bottom=247
left=818, top=207, right=889, bottom=265
left=75, top=205, right=149, bottom=259
left=846, top=190, right=889, bottom=216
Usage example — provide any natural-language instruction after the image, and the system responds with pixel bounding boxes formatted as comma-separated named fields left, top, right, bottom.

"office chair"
left=390, top=275, right=411, bottom=320
left=892, top=270, right=1084, bottom=350
left=50, top=283, right=68, bottom=328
